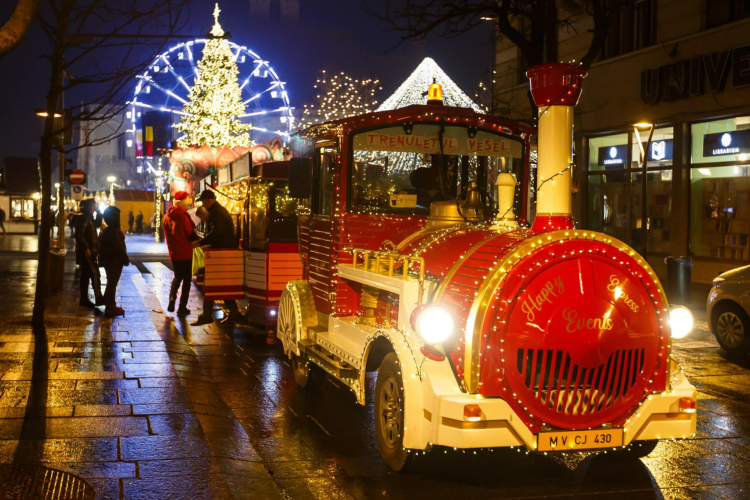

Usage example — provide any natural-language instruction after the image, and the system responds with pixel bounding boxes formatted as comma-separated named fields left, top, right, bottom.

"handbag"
left=192, top=246, right=205, bottom=276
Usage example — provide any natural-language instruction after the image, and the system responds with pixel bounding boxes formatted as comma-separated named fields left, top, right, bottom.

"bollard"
left=49, top=248, right=67, bottom=293
left=665, top=256, right=692, bottom=306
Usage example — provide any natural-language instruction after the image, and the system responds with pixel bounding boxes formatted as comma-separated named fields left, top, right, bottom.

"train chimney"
left=526, top=63, right=586, bottom=231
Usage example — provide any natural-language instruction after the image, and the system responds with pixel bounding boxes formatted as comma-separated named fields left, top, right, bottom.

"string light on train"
left=535, top=162, right=573, bottom=193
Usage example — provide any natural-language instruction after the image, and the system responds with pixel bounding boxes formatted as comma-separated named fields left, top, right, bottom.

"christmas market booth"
left=201, top=152, right=302, bottom=329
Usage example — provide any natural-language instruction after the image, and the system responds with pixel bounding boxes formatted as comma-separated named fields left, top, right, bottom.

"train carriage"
left=277, top=64, right=697, bottom=470
left=203, top=156, right=303, bottom=329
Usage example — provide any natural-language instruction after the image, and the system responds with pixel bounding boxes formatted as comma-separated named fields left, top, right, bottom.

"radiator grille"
left=515, top=348, right=645, bottom=415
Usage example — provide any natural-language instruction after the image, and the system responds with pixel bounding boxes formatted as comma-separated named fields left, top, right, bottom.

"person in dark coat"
left=163, top=191, right=199, bottom=316
left=98, top=206, right=129, bottom=317
left=190, top=189, right=241, bottom=326
left=127, top=211, right=134, bottom=233
left=74, top=198, right=104, bottom=307
left=0, top=206, right=6, bottom=235
left=135, top=211, right=144, bottom=233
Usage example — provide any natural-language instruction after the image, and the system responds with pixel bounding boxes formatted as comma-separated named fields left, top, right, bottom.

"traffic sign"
left=69, top=169, right=85, bottom=184
left=71, top=184, right=84, bottom=201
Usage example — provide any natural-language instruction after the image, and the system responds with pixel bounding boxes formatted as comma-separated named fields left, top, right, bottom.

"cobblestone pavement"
left=1, top=235, right=749, bottom=499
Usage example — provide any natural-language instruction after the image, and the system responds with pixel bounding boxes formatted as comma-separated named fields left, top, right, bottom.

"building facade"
left=494, top=0, right=750, bottom=283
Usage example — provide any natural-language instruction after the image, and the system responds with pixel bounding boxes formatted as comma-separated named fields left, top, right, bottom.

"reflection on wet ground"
left=0, top=238, right=749, bottom=499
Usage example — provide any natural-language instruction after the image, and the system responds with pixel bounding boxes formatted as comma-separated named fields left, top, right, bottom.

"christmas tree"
left=176, top=4, right=250, bottom=148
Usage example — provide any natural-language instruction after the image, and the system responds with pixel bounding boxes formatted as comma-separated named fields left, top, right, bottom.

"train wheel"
left=291, top=353, right=321, bottom=388
left=375, top=352, right=415, bottom=471
left=277, top=288, right=299, bottom=358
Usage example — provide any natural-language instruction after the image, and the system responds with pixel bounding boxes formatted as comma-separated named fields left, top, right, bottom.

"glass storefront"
left=690, top=116, right=750, bottom=261
left=587, top=128, right=673, bottom=257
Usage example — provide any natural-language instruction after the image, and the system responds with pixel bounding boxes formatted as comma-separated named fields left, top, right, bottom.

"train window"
left=313, top=149, right=334, bottom=216
left=350, top=124, right=524, bottom=215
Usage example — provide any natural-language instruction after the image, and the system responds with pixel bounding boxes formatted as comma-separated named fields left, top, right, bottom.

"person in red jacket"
left=163, top=191, right=200, bottom=315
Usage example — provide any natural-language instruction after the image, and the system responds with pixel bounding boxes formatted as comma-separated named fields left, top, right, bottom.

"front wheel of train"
left=291, top=353, right=321, bottom=388
left=374, top=352, right=415, bottom=471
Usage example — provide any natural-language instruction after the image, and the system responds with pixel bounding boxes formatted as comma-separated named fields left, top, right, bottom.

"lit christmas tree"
left=376, top=57, right=484, bottom=113
left=176, top=4, right=250, bottom=148
left=298, top=70, right=382, bottom=130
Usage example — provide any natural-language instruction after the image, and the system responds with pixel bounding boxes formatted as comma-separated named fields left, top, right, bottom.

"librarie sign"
left=703, top=130, right=750, bottom=157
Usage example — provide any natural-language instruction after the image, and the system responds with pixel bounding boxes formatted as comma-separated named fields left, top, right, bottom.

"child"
left=98, top=206, right=129, bottom=317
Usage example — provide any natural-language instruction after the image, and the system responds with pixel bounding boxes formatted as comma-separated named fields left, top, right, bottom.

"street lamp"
left=633, top=121, right=655, bottom=259
left=107, top=175, right=117, bottom=207
left=34, top=107, right=67, bottom=250
left=154, top=169, right=165, bottom=243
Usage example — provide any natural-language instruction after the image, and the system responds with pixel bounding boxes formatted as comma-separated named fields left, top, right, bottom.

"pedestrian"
left=190, top=189, right=241, bottom=326
left=74, top=198, right=104, bottom=307
left=128, top=210, right=134, bottom=233
left=0, top=206, right=5, bottom=235
left=135, top=211, right=143, bottom=233
left=97, top=206, right=129, bottom=317
left=150, top=213, right=157, bottom=235
left=163, top=192, right=199, bottom=316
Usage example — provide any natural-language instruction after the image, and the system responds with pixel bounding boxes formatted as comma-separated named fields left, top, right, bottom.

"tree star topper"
left=211, top=3, right=224, bottom=38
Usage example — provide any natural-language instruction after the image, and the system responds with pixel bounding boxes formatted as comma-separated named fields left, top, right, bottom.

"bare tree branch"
left=0, top=0, right=41, bottom=59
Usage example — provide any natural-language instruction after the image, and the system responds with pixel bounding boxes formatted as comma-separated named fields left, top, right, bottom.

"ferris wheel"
left=127, top=38, right=294, bottom=161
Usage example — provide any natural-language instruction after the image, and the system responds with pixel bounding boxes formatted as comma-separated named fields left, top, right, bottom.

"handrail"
left=346, top=248, right=426, bottom=304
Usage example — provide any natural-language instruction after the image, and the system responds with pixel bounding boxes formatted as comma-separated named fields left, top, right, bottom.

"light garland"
left=536, top=163, right=572, bottom=193
left=175, top=4, right=251, bottom=148
left=376, top=57, right=484, bottom=113
left=298, top=70, right=382, bottom=131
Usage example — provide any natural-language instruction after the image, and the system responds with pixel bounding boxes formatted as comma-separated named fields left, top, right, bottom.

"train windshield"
left=350, top=123, right=525, bottom=215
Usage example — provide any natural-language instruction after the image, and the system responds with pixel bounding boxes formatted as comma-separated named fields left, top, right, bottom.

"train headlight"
left=669, top=306, right=693, bottom=339
left=412, top=306, right=454, bottom=344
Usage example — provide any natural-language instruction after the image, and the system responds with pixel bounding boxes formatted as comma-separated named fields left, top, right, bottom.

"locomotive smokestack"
left=526, top=63, right=586, bottom=230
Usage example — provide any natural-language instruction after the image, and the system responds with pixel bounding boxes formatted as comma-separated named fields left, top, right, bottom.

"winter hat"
left=174, top=191, right=191, bottom=208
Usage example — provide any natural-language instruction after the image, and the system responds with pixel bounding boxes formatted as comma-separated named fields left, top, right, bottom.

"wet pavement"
left=1, top=234, right=749, bottom=499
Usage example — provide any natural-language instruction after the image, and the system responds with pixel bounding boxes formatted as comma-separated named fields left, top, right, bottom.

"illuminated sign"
left=648, top=139, right=673, bottom=162
left=703, top=130, right=750, bottom=157
left=597, top=145, right=627, bottom=167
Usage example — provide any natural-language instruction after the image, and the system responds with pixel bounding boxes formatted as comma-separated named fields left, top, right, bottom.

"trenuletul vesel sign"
left=354, top=125, right=522, bottom=158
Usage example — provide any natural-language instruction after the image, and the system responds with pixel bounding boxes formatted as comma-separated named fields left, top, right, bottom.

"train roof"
left=293, top=104, right=536, bottom=140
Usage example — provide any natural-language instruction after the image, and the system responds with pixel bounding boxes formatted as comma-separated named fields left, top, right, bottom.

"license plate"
left=537, top=428, right=623, bottom=451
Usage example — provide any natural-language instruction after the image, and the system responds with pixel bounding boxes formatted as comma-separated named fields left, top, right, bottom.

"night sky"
left=0, top=0, right=492, bottom=165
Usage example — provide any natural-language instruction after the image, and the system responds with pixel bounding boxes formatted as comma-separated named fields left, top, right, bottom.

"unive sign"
left=641, top=43, right=750, bottom=104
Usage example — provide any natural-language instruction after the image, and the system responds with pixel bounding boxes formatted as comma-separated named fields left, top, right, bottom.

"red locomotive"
left=278, top=63, right=696, bottom=470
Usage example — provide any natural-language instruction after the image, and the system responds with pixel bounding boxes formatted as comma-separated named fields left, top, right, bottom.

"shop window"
left=10, top=197, right=35, bottom=220
left=689, top=116, right=750, bottom=261
left=587, top=127, right=673, bottom=257
left=588, top=133, right=630, bottom=172
left=690, top=166, right=750, bottom=260
left=706, top=0, right=750, bottom=29
left=691, top=116, right=750, bottom=164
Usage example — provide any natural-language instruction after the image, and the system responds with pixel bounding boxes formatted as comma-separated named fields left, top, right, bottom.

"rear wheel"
left=713, top=303, right=750, bottom=354
left=374, top=352, right=415, bottom=471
